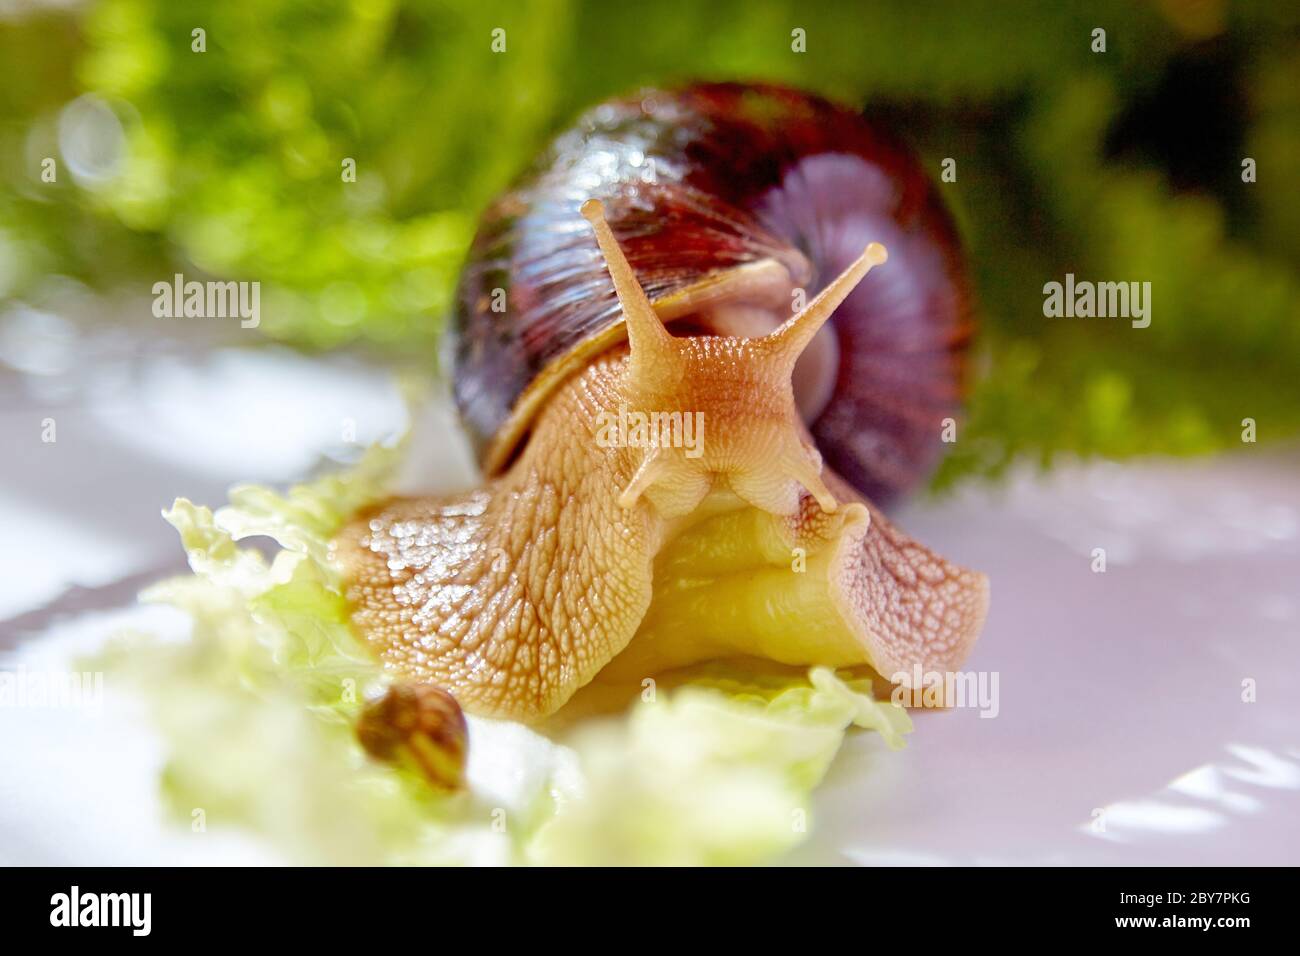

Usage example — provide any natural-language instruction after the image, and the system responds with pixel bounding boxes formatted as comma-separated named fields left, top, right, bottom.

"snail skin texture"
left=335, top=85, right=989, bottom=723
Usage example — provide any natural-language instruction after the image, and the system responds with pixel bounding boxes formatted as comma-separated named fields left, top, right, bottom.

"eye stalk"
left=760, top=241, right=888, bottom=370
left=581, top=199, right=679, bottom=390
left=582, top=199, right=888, bottom=517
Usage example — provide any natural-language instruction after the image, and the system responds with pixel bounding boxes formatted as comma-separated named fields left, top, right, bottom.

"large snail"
left=336, top=82, right=988, bottom=727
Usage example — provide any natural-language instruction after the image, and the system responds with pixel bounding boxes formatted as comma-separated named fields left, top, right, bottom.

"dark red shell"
left=453, top=82, right=974, bottom=506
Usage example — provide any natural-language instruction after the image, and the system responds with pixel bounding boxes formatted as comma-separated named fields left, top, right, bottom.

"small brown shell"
left=453, top=82, right=974, bottom=506
left=356, top=682, right=468, bottom=790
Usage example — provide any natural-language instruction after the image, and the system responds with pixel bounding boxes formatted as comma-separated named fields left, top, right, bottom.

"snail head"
left=581, top=198, right=888, bottom=520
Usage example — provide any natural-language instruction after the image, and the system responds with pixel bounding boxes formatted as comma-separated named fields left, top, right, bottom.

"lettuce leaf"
left=95, top=442, right=911, bottom=866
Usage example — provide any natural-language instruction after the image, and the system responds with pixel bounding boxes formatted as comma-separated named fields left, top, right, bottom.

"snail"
left=335, top=82, right=988, bottom=727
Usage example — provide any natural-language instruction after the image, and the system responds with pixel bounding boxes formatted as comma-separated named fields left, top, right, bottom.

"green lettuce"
left=96, top=441, right=911, bottom=866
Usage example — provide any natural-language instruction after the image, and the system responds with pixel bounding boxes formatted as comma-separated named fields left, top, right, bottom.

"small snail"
left=356, top=683, right=469, bottom=790
left=336, top=82, right=988, bottom=724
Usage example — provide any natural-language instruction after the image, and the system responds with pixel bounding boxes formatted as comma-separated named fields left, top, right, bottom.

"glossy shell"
left=452, top=82, right=974, bottom=506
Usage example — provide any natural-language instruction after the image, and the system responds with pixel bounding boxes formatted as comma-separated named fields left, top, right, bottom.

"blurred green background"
left=2, top=0, right=1298, bottom=487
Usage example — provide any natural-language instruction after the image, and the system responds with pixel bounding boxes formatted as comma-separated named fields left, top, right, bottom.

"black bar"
left=0, top=867, right=1285, bottom=942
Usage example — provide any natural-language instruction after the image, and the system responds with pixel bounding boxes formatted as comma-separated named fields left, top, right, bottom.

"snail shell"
left=454, top=81, right=973, bottom=506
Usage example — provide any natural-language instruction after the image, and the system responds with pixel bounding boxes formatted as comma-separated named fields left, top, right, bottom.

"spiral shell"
left=453, top=82, right=973, bottom=505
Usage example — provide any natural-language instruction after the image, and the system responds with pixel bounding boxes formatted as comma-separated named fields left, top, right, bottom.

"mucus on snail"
left=336, top=82, right=989, bottom=728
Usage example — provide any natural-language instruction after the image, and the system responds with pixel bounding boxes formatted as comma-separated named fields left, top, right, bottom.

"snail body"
left=337, top=84, right=988, bottom=723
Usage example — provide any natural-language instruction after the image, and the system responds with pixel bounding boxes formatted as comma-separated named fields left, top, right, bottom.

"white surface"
left=1, top=346, right=1297, bottom=865
left=788, top=457, right=1300, bottom=865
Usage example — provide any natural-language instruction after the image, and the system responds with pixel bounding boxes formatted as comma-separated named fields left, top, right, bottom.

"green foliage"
left=2, top=0, right=1298, bottom=478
